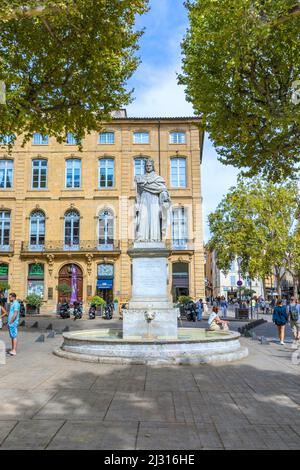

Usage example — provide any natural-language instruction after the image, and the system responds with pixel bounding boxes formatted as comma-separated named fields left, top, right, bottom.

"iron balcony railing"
left=0, top=241, right=14, bottom=253
left=128, top=239, right=195, bottom=251
left=21, top=240, right=120, bottom=253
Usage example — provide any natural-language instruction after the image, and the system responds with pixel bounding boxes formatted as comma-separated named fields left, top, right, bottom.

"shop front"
left=96, top=264, right=114, bottom=302
left=0, top=263, right=9, bottom=302
left=172, top=262, right=189, bottom=301
left=27, top=263, right=45, bottom=298
left=58, top=263, right=83, bottom=303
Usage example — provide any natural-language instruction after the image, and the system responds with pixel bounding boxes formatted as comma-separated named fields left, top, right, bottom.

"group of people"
left=272, top=297, right=300, bottom=347
left=0, top=292, right=20, bottom=356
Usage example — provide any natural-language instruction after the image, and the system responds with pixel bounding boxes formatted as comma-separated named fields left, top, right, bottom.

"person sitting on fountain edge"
left=207, top=306, right=229, bottom=331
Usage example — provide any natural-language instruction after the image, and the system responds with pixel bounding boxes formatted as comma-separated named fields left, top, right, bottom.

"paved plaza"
left=0, top=317, right=299, bottom=450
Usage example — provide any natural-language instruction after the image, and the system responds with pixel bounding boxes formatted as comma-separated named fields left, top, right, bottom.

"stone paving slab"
left=214, top=424, right=300, bottom=450
left=47, top=420, right=138, bottom=450
left=34, top=390, right=115, bottom=420
left=105, top=391, right=176, bottom=423
left=136, top=422, right=202, bottom=450
left=0, top=421, right=18, bottom=446
left=0, top=391, right=57, bottom=419
left=145, top=369, right=198, bottom=392
left=0, top=320, right=299, bottom=449
left=0, top=420, right=64, bottom=450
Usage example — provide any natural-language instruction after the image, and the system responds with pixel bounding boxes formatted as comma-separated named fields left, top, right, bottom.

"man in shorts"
left=287, top=297, right=300, bottom=349
left=1, top=293, right=20, bottom=356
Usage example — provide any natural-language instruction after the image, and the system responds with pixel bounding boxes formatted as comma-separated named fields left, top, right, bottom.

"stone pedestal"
left=124, top=242, right=178, bottom=340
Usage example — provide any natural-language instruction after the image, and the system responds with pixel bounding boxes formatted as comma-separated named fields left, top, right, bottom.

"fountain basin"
left=54, top=328, right=248, bottom=365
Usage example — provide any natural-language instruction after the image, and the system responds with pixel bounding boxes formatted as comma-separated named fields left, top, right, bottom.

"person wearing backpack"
left=272, top=298, right=288, bottom=345
left=287, top=297, right=300, bottom=349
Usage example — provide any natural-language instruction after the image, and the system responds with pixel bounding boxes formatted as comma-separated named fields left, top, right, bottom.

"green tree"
left=179, top=0, right=300, bottom=180
left=0, top=0, right=148, bottom=146
left=207, top=178, right=300, bottom=296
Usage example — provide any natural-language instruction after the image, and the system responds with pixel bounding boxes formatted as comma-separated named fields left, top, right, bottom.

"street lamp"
left=237, top=257, right=242, bottom=307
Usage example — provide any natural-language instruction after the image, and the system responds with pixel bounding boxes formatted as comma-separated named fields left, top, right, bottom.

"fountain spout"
left=144, top=309, right=156, bottom=339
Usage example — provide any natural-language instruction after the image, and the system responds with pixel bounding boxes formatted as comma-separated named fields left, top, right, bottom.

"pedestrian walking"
left=287, top=297, right=300, bottom=349
left=203, top=300, right=208, bottom=316
left=220, top=296, right=228, bottom=318
left=1, top=293, right=20, bottom=356
left=195, top=298, right=203, bottom=321
left=272, top=298, right=288, bottom=345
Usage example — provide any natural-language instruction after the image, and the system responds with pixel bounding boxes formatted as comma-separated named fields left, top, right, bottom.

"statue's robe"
left=136, top=172, right=171, bottom=241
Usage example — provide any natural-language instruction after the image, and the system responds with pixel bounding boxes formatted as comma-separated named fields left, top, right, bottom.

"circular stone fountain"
left=55, top=162, right=248, bottom=366
left=54, top=328, right=248, bottom=365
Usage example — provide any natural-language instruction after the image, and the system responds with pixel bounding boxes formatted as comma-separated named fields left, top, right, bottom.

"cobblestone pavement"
left=0, top=316, right=299, bottom=450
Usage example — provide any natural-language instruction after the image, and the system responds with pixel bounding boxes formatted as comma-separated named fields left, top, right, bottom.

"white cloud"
left=127, top=63, right=193, bottom=117
left=202, top=139, right=239, bottom=242
left=127, top=18, right=239, bottom=243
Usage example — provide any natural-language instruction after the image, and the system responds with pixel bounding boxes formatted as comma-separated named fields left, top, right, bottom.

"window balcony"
left=21, top=240, right=120, bottom=254
left=127, top=239, right=195, bottom=252
left=171, top=239, right=194, bottom=251
left=0, top=242, right=14, bottom=254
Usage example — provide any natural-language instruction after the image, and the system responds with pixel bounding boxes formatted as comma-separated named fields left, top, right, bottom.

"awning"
left=97, top=279, right=113, bottom=289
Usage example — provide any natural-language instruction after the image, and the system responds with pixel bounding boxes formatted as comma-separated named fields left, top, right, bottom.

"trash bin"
left=235, top=308, right=249, bottom=320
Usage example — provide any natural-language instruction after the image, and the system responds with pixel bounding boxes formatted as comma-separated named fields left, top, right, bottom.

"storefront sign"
left=0, top=264, right=8, bottom=278
left=28, top=263, right=44, bottom=278
left=97, top=279, right=113, bottom=289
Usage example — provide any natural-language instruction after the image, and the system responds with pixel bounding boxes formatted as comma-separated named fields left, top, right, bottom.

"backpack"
left=289, top=305, right=299, bottom=322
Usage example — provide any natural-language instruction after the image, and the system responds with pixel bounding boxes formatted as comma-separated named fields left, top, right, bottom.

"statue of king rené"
left=135, top=158, right=171, bottom=242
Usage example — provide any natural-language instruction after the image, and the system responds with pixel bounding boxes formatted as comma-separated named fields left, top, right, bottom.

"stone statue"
left=135, top=158, right=171, bottom=242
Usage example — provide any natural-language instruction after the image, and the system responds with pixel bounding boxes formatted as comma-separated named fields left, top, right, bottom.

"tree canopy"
left=0, top=0, right=148, bottom=146
left=179, top=0, right=300, bottom=180
left=207, top=177, right=300, bottom=295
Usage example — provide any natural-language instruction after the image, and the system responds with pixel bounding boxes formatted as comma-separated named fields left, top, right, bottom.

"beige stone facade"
left=0, top=115, right=205, bottom=313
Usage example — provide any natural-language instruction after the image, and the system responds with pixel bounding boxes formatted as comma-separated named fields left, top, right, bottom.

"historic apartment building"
left=0, top=111, right=205, bottom=313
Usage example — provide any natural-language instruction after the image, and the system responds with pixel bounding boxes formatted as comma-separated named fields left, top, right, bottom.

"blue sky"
left=126, top=0, right=238, bottom=241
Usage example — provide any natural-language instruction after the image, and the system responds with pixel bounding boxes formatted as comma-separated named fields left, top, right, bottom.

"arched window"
left=29, top=210, right=45, bottom=250
left=170, top=157, right=186, bottom=188
left=98, top=210, right=114, bottom=249
left=64, top=210, right=80, bottom=250
left=0, top=211, right=10, bottom=250
left=134, top=157, right=147, bottom=177
left=172, top=207, right=188, bottom=248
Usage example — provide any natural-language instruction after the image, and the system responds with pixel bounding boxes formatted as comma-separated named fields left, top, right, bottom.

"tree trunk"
left=262, top=277, right=267, bottom=299
left=293, top=277, right=299, bottom=299
left=274, top=266, right=285, bottom=297
left=275, top=272, right=282, bottom=296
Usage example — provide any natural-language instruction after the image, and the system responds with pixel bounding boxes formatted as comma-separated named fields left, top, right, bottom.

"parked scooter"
left=19, top=300, right=26, bottom=317
left=185, top=301, right=197, bottom=322
left=104, top=302, right=113, bottom=320
left=73, top=300, right=83, bottom=320
left=59, top=301, right=70, bottom=319
left=88, top=303, right=96, bottom=320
